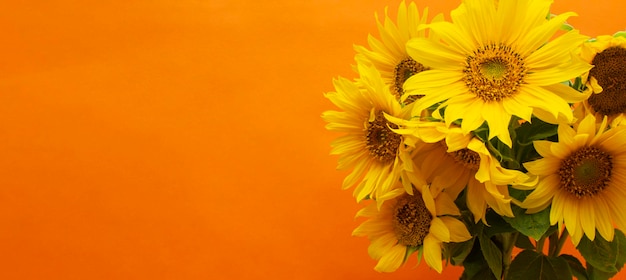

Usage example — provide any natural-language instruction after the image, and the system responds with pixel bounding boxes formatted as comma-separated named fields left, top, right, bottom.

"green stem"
left=536, top=235, right=547, bottom=254
left=548, top=231, right=559, bottom=256
left=551, top=229, right=569, bottom=257
left=502, top=232, right=519, bottom=280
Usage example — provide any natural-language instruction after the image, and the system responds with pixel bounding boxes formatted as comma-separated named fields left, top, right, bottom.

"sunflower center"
left=481, top=59, right=507, bottom=79
left=559, top=146, right=613, bottom=198
left=392, top=193, right=433, bottom=247
left=587, top=46, right=626, bottom=116
left=394, top=57, right=427, bottom=104
left=464, top=43, right=527, bottom=102
left=441, top=141, right=481, bottom=170
left=365, top=110, right=402, bottom=163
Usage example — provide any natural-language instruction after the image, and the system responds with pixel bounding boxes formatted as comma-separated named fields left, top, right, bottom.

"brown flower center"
left=587, top=46, right=626, bottom=116
left=464, top=43, right=527, bottom=102
left=392, top=193, right=433, bottom=247
left=559, top=146, right=613, bottom=198
left=365, top=110, right=402, bottom=163
left=451, top=148, right=481, bottom=170
left=440, top=141, right=481, bottom=170
left=394, top=57, right=427, bottom=104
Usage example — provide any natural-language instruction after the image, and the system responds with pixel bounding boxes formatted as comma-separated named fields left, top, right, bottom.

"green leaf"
left=509, top=188, right=531, bottom=201
left=560, top=254, right=588, bottom=280
left=461, top=238, right=498, bottom=280
left=484, top=209, right=517, bottom=237
left=489, top=137, right=520, bottom=170
left=577, top=231, right=619, bottom=273
left=445, top=238, right=475, bottom=266
left=560, top=22, right=574, bottom=31
left=614, top=31, right=626, bottom=39
left=471, top=122, right=490, bottom=143
left=506, top=250, right=572, bottom=280
left=571, top=76, right=586, bottom=92
left=479, top=232, right=503, bottom=279
left=614, top=229, right=626, bottom=271
left=587, top=264, right=615, bottom=280
left=585, top=229, right=626, bottom=279
left=514, top=117, right=558, bottom=146
left=515, top=234, right=535, bottom=250
left=503, top=203, right=551, bottom=240
left=462, top=265, right=499, bottom=280
left=404, top=245, right=419, bottom=262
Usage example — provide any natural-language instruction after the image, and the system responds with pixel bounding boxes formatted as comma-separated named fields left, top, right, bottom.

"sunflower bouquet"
left=322, top=1, right=626, bottom=279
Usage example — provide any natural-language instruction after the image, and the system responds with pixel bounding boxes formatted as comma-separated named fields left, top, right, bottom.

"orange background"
left=1, top=1, right=625, bottom=279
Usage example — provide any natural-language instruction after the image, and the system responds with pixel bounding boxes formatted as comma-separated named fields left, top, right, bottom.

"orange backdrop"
left=1, top=0, right=625, bottom=279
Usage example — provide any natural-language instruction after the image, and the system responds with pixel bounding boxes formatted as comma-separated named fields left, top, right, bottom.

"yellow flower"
left=354, top=1, right=443, bottom=105
left=577, top=34, right=626, bottom=125
left=353, top=183, right=471, bottom=273
left=322, top=64, right=411, bottom=201
left=389, top=118, right=533, bottom=223
left=521, top=114, right=626, bottom=245
left=404, top=0, right=591, bottom=147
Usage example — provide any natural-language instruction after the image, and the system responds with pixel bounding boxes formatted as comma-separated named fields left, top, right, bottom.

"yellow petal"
left=429, top=217, right=451, bottom=242
left=424, top=21, right=476, bottom=54
left=502, top=96, right=533, bottom=121
left=589, top=76, right=603, bottom=93
left=577, top=114, right=597, bottom=138
left=594, top=194, right=615, bottom=242
left=435, top=192, right=461, bottom=216
left=544, top=83, right=591, bottom=104
left=482, top=101, right=513, bottom=147
left=374, top=244, right=407, bottom=272
left=458, top=99, right=488, bottom=134
left=421, top=184, right=437, bottom=217
left=521, top=174, right=559, bottom=210
left=405, top=38, right=465, bottom=70
left=517, top=12, right=578, bottom=57
left=524, top=62, right=592, bottom=87
left=562, top=196, right=580, bottom=239
left=408, top=81, right=467, bottom=114
left=404, top=70, right=464, bottom=92
left=579, top=198, right=596, bottom=241
left=570, top=223, right=584, bottom=246
left=484, top=184, right=514, bottom=217
left=559, top=122, right=578, bottom=146
left=423, top=235, right=443, bottom=273
left=549, top=191, right=565, bottom=225
left=524, top=158, right=560, bottom=176
left=532, top=141, right=553, bottom=158
left=525, top=30, right=589, bottom=69
left=517, top=85, right=574, bottom=122
left=466, top=179, right=487, bottom=223
left=444, top=94, right=480, bottom=126
left=368, top=233, right=399, bottom=260
left=440, top=216, right=472, bottom=242
left=604, top=191, right=626, bottom=231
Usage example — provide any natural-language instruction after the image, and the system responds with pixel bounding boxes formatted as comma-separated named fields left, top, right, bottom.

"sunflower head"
left=353, top=184, right=471, bottom=273
left=322, top=63, right=412, bottom=201
left=354, top=1, right=443, bottom=106
left=522, top=114, right=626, bottom=245
left=579, top=34, right=626, bottom=122
left=386, top=117, right=533, bottom=223
left=403, top=0, right=591, bottom=148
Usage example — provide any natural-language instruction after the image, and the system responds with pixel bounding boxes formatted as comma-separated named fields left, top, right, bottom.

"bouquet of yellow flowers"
left=322, top=1, right=626, bottom=279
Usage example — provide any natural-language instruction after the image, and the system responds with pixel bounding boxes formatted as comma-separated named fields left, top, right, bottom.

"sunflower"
left=353, top=183, right=471, bottom=273
left=521, top=114, right=626, bottom=245
left=388, top=118, right=533, bottom=223
left=322, top=63, right=411, bottom=201
left=577, top=33, right=626, bottom=125
left=403, top=0, right=592, bottom=147
left=354, top=1, right=443, bottom=106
